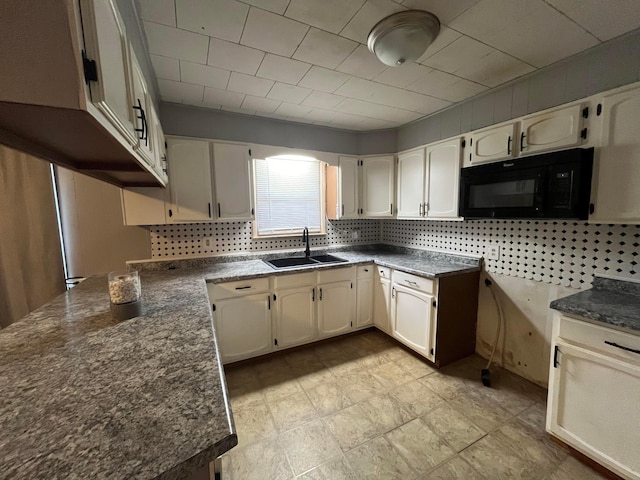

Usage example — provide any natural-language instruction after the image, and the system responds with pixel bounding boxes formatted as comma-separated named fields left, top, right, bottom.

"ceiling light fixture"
left=367, top=10, right=440, bottom=67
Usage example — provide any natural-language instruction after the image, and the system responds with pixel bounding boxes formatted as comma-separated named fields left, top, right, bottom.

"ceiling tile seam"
left=336, top=1, right=370, bottom=39
left=540, top=0, right=603, bottom=43
left=237, top=3, right=252, bottom=47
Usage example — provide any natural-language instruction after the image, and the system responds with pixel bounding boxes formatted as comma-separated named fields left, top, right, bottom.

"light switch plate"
left=487, top=244, right=500, bottom=260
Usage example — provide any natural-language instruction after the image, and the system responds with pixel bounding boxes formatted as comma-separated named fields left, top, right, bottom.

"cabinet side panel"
left=435, top=272, right=480, bottom=367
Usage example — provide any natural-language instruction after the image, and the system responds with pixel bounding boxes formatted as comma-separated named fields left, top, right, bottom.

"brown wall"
left=0, top=145, right=65, bottom=327
left=55, top=167, right=151, bottom=277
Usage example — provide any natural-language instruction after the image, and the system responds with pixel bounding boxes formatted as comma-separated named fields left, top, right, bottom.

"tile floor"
left=221, top=329, right=606, bottom=480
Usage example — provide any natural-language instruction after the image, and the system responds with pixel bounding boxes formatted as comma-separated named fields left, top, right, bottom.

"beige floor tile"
left=268, top=390, right=318, bottom=432
left=391, top=378, right=444, bottom=417
left=280, top=419, right=343, bottom=476
left=323, top=404, right=381, bottom=452
left=224, top=436, right=293, bottom=480
left=395, top=354, right=438, bottom=379
left=515, top=402, right=547, bottom=432
left=296, top=455, right=359, bottom=479
left=460, top=433, right=540, bottom=480
left=337, top=371, right=387, bottom=404
left=326, top=355, right=367, bottom=378
left=421, top=404, right=486, bottom=452
left=360, top=392, right=416, bottom=433
left=386, top=417, right=456, bottom=475
left=345, top=436, right=416, bottom=480
left=262, top=377, right=304, bottom=403
left=224, top=364, right=260, bottom=389
left=305, top=380, right=353, bottom=416
left=369, top=361, right=417, bottom=388
left=472, top=371, right=541, bottom=416
left=297, top=368, right=336, bottom=391
left=544, top=456, right=608, bottom=480
left=232, top=403, right=277, bottom=447
left=254, top=356, right=294, bottom=381
left=228, top=381, right=265, bottom=411
left=422, top=456, right=486, bottom=480
left=448, top=388, right=512, bottom=432
left=419, top=372, right=473, bottom=401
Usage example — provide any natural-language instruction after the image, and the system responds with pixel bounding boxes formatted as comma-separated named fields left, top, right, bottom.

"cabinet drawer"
left=559, top=315, right=640, bottom=365
left=318, top=267, right=354, bottom=284
left=357, top=264, right=374, bottom=278
left=392, top=270, right=434, bottom=294
left=377, top=266, right=391, bottom=279
left=275, top=272, right=316, bottom=289
left=211, top=277, right=270, bottom=300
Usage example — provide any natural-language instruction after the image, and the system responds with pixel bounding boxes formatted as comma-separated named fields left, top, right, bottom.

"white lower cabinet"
left=391, top=282, right=436, bottom=361
left=212, top=294, right=272, bottom=364
left=547, top=314, right=640, bottom=480
left=373, top=267, right=391, bottom=333
left=275, top=286, right=316, bottom=349
left=355, top=265, right=373, bottom=328
left=317, top=280, right=354, bottom=338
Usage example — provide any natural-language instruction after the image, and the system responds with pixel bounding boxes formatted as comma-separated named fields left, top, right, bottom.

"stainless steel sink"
left=309, top=254, right=348, bottom=264
left=264, top=254, right=347, bottom=269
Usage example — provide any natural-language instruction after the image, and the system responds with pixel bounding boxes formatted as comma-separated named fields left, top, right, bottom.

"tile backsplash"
left=148, top=218, right=638, bottom=290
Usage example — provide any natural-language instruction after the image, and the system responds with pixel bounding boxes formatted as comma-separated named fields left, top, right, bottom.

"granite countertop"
left=0, top=270, right=237, bottom=480
left=0, top=245, right=480, bottom=479
left=550, top=276, right=640, bottom=333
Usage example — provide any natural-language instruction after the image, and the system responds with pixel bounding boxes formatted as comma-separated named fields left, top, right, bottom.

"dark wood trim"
left=548, top=434, right=625, bottom=480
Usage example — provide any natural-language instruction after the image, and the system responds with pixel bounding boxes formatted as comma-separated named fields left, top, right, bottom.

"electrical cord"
left=482, top=277, right=505, bottom=387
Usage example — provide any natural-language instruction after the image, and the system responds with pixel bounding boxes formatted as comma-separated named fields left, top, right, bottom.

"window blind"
left=254, top=156, right=322, bottom=236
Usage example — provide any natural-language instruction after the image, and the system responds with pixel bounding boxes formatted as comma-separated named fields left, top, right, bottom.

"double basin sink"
left=264, top=254, right=347, bottom=269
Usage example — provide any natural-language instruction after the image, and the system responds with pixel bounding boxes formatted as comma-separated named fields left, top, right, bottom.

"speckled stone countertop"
left=129, top=245, right=482, bottom=282
left=550, top=276, right=640, bottom=333
left=0, top=270, right=237, bottom=480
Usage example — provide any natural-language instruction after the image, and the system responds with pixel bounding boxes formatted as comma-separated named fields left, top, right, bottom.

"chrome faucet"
left=302, top=227, right=311, bottom=257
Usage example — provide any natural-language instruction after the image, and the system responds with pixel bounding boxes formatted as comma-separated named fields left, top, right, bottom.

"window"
left=253, top=155, right=325, bottom=237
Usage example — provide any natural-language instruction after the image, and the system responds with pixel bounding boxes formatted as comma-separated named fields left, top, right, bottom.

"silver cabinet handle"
left=419, top=203, right=423, bottom=216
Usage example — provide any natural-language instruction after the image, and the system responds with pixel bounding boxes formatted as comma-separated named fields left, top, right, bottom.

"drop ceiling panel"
left=284, top=0, right=366, bottom=34
left=175, top=0, right=248, bottom=42
left=548, top=0, right=640, bottom=42
left=140, top=0, right=640, bottom=131
left=240, top=8, right=309, bottom=56
left=256, top=54, right=311, bottom=85
left=292, top=29, right=358, bottom=69
left=207, top=38, right=265, bottom=75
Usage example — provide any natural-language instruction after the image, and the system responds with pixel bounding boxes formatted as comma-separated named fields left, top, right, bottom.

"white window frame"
left=252, top=156, right=326, bottom=239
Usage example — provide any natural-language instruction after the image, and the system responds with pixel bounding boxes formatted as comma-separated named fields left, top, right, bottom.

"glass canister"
left=108, top=270, right=142, bottom=320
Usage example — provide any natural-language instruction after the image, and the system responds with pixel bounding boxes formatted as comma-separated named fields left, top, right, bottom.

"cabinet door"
left=275, top=286, right=316, bottom=348
left=149, top=105, right=168, bottom=184
left=339, top=156, right=359, bottom=218
left=590, top=86, right=640, bottom=223
left=165, top=139, right=213, bottom=222
left=520, top=104, right=583, bottom=155
left=214, top=294, right=272, bottom=364
left=548, top=341, right=640, bottom=480
left=396, top=148, right=425, bottom=218
left=80, top=0, right=136, bottom=144
left=373, top=277, right=391, bottom=333
left=212, top=143, right=253, bottom=220
left=356, top=276, right=373, bottom=328
left=317, top=281, right=354, bottom=338
left=121, top=187, right=167, bottom=225
left=391, top=283, right=435, bottom=361
left=426, top=138, right=462, bottom=219
left=362, top=156, right=394, bottom=217
left=469, top=123, right=517, bottom=166
left=130, top=50, right=154, bottom=167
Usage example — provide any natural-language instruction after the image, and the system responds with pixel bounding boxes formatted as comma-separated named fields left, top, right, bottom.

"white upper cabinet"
left=129, top=49, right=154, bottom=167
left=590, top=84, right=640, bottom=223
left=468, top=122, right=517, bottom=166
left=339, top=156, right=359, bottom=219
left=519, top=104, right=585, bottom=155
left=149, top=105, right=168, bottom=183
left=361, top=156, right=395, bottom=217
left=121, top=187, right=167, bottom=226
left=79, top=0, right=136, bottom=145
left=165, top=138, right=214, bottom=222
left=426, top=137, right=463, bottom=219
left=396, top=148, right=425, bottom=219
left=212, top=143, right=253, bottom=221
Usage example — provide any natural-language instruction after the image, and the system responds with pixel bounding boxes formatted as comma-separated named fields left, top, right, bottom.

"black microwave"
left=459, top=148, right=594, bottom=219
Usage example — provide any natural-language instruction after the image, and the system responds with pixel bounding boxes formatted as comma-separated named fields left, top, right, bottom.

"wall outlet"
left=202, top=237, right=213, bottom=248
left=352, top=230, right=360, bottom=240
left=487, top=244, right=500, bottom=260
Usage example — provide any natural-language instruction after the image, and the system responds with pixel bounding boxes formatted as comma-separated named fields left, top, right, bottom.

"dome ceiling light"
left=367, top=10, right=441, bottom=67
